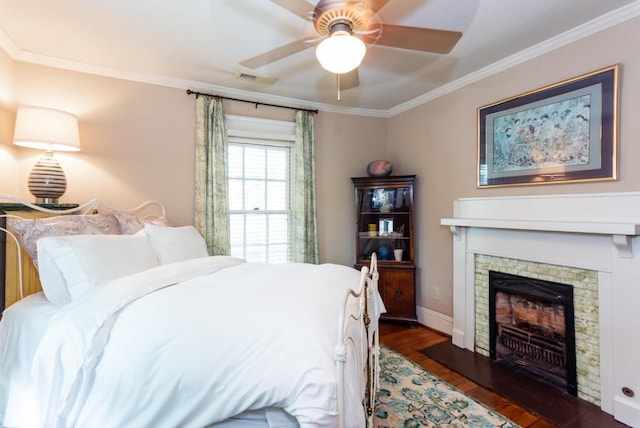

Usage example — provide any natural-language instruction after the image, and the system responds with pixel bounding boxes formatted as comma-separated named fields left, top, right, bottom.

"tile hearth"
left=421, top=341, right=628, bottom=427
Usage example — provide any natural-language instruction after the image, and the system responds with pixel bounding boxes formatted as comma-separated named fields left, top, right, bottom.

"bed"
left=0, top=196, right=383, bottom=428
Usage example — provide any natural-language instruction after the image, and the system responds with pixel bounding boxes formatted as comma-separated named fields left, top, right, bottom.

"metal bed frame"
left=0, top=194, right=381, bottom=427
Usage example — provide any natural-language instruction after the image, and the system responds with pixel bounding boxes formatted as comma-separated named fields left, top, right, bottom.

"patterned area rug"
left=374, top=345, right=520, bottom=427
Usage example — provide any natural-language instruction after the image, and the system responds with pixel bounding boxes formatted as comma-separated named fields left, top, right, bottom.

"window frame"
left=226, top=115, right=295, bottom=263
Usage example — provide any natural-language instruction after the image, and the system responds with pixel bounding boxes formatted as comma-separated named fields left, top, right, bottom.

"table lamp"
left=13, top=106, right=81, bottom=203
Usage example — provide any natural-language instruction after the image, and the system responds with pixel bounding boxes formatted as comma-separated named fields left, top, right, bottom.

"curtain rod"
left=186, top=90, right=318, bottom=115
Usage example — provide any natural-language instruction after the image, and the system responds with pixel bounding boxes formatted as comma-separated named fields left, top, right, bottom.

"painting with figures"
left=492, top=94, right=591, bottom=173
left=477, top=65, right=618, bottom=187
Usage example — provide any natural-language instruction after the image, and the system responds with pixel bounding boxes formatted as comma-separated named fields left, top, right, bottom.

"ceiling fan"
left=240, top=0, right=463, bottom=94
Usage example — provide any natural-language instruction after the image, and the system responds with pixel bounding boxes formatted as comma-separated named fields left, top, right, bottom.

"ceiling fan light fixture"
left=315, top=30, right=366, bottom=74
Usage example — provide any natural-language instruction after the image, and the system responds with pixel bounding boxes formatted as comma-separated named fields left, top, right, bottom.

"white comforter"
left=0, top=256, right=372, bottom=428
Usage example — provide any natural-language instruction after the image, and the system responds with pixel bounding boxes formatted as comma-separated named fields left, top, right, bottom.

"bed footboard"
left=335, top=253, right=380, bottom=428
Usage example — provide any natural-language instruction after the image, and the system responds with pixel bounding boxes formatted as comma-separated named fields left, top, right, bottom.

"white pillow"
left=37, top=232, right=159, bottom=305
left=144, top=224, right=209, bottom=265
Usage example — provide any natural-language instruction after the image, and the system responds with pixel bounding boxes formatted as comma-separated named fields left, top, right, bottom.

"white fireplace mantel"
left=443, top=218, right=640, bottom=236
left=442, top=218, right=640, bottom=258
left=441, top=192, right=640, bottom=426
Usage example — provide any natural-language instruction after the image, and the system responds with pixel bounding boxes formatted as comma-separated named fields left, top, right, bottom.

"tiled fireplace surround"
left=441, top=192, right=640, bottom=427
left=474, top=255, right=600, bottom=403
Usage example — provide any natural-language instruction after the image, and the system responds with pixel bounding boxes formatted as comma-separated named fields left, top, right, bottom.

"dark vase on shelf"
left=377, top=245, right=393, bottom=260
left=366, top=160, right=393, bottom=177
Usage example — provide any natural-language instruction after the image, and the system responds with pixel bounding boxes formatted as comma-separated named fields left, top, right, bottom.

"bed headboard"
left=0, top=195, right=167, bottom=312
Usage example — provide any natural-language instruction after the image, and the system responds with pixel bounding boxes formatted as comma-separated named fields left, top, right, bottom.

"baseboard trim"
left=614, top=397, right=640, bottom=427
left=416, top=306, right=453, bottom=335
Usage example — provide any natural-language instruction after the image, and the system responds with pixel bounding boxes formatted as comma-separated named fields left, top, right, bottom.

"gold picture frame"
left=477, top=64, right=619, bottom=187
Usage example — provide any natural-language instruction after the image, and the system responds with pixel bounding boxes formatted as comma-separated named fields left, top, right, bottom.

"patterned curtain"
left=291, top=110, right=319, bottom=264
left=194, top=95, right=230, bottom=255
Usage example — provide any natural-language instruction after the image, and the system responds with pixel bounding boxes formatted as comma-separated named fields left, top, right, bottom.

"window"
left=226, top=116, right=295, bottom=263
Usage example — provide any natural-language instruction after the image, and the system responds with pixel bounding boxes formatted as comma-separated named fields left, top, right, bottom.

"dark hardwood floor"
left=379, top=321, right=628, bottom=428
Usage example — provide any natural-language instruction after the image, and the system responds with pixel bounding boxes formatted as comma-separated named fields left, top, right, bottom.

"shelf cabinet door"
left=352, top=176, right=415, bottom=265
left=380, top=267, right=417, bottom=322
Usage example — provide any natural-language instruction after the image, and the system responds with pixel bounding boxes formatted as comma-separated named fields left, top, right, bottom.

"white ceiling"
left=0, top=0, right=638, bottom=115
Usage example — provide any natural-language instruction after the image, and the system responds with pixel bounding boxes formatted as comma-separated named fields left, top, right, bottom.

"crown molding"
left=0, top=39, right=388, bottom=118
left=0, top=28, right=20, bottom=58
left=387, top=1, right=640, bottom=118
left=2, top=2, right=639, bottom=119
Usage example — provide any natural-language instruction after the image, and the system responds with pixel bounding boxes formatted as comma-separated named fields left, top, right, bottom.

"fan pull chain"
left=336, top=74, right=341, bottom=101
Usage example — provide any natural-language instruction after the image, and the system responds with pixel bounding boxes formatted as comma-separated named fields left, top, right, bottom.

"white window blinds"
left=226, top=115, right=294, bottom=263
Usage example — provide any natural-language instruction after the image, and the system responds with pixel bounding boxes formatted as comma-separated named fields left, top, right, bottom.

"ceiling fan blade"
left=317, top=0, right=389, bottom=14
left=363, top=0, right=391, bottom=13
left=240, top=38, right=317, bottom=69
left=270, top=0, right=315, bottom=20
left=339, top=69, right=359, bottom=91
left=377, top=24, right=462, bottom=54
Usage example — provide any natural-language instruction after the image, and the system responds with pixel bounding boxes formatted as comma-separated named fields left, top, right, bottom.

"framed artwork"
left=477, top=64, right=619, bottom=187
left=370, top=189, right=396, bottom=211
left=378, top=218, right=394, bottom=236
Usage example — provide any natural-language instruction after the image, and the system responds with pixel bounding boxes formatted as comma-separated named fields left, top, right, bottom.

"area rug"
left=374, top=345, right=520, bottom=427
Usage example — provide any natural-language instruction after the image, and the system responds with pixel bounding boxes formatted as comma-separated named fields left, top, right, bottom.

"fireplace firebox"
left=489, top=271, right=577, bottom=396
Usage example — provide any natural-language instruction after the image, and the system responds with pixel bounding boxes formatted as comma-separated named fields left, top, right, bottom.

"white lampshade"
left=13, top=107, right=81, bottom=203
left=13, top=107, right=80, bottom=152
left=315, top=31, right=366, bottom=74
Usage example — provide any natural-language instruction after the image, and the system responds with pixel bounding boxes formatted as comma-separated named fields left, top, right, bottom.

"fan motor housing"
left=313, top=2, right=375, bottom=35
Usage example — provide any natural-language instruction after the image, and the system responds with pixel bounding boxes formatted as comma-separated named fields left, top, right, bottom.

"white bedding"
left=0, top=256, right=376, bottom=428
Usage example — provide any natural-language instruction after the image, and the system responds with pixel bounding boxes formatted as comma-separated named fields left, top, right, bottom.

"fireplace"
left=441, top=192, right=640, bottom=425
left=488, top=271, right=577, bottom=395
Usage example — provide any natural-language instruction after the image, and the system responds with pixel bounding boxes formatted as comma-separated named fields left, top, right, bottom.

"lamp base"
left=28, top=151, right=67, bottom=204
left=35, top=197, right=60, bottom=204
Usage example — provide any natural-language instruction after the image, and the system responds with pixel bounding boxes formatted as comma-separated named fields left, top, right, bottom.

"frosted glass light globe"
left=316, top=32, right=366, bottom=74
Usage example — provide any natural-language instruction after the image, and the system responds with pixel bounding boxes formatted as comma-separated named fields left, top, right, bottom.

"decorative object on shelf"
left=380, top=192, right=394, bottom=212
left=378, top=218, right=393, bottom=236
left=367, top=160, right=393, bottom=177
left=13, top=107, right=81, bottom=203
left=394, top=248, right=403, bottom=261
left=377, top=245, right=393, bottom=261
left=367, top=223, right=377, bottom=237
left=371, top=188, right=395, bottom=211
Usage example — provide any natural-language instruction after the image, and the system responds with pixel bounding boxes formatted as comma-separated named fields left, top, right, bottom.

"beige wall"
left=10, top=63, right=196, bottom=225
left=315, top=112, right=388, bottom=263
left=2, top=61, right=388, bottom=264
left=388, top=16, right=640, bottom=318
left=0, top=47, right=17, bottom=193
